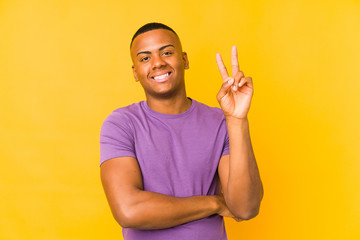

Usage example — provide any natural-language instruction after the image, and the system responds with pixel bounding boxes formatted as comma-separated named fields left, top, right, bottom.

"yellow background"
left=1, top=0, right=359, bottom=239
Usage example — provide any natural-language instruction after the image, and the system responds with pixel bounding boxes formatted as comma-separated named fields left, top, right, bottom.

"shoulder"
left=100, top=101, right=145, bottom=133
left=102, top=102, right=143, bottom=124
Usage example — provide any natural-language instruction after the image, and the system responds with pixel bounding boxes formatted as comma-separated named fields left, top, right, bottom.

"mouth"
left=151, top=72, right=172, bottom=83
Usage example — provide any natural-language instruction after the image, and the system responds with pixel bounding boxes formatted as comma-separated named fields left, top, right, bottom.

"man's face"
left=130, top=29, right=189, bottom=99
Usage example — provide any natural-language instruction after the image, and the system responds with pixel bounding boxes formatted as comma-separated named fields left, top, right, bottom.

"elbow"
left=235, top=208, right=260, bottom=220
left=111, top=204, right=138, bottom=229
left=112, top=210, right=131, bottom=228
left=110, top=190, right=145, bottom=229
left=231, top=200, right=262, bottom=220
left=231, top=191, right=264, bottom=221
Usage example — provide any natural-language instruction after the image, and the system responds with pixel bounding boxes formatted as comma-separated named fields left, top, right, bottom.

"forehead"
left=130, top=29, right=182, bottom=55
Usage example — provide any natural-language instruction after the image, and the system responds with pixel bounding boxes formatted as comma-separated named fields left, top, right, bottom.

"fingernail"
left=228, top=78, right=234, bottom=84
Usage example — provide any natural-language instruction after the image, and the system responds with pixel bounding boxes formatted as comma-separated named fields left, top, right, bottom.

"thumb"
left=217, top=77, right=233, bottom=101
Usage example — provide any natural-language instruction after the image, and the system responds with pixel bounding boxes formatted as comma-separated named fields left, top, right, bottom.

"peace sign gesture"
left=216, top=46, right=253, bottom=119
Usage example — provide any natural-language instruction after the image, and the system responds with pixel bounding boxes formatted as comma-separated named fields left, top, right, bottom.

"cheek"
left=171, top=58, right=184, bottom=69
left=136, top=66, right=149, bottom=79
left=176, top=61, right=186, bottom=72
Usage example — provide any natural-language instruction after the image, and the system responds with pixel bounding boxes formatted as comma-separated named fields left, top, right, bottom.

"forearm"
left=225, top=117, right=263, bottom=219
left=118, top=190, right=219, bottom=230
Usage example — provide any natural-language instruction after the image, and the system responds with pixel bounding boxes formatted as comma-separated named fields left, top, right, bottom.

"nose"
left=151, top=54, right=166, bottom=69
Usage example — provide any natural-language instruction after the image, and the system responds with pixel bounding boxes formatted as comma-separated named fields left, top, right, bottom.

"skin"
left=216, top=46, right=264, bottom=219
left=100, top=29, right=263, bottom=230
left=130, top=29, right=191, bottom=114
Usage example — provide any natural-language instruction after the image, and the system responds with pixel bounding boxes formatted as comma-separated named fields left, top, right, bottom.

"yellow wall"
left=1, top=0, right=359, bottom=239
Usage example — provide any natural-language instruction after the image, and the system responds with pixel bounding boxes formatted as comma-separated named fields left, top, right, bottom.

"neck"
left=145, top=93, right=192, bottom=114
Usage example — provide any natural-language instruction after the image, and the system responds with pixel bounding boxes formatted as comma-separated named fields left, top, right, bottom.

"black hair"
left=130, top=22, right=178, bottom=48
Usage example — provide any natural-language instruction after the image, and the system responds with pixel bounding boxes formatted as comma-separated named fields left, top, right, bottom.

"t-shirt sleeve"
left=99, top=112, right=136, bottom=166
left=221, top=118, right=230, bottom=157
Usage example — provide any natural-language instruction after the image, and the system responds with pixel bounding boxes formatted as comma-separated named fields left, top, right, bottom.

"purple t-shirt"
left=99, top=97, right=230, bottom=240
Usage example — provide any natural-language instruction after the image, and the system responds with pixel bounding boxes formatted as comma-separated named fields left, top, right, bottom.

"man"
left=99, top=22, right=263, bottom=239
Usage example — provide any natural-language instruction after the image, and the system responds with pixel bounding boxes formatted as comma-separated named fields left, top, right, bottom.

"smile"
left=152, top=72, right=172, bottom=83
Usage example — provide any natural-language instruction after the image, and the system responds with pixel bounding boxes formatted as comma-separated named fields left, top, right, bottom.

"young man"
left=99, top=23, right=263, bottom=240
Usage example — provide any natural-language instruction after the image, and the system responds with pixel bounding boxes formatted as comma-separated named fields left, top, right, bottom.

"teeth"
left=153, top=73, right=169, bottom=80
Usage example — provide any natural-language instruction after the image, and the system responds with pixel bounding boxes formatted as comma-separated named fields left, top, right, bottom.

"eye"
left=162, top=51, right=173, bottom=56
left=140, top=56, right=150, bottom=62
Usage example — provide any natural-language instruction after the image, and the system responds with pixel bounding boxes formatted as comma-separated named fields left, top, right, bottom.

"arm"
left=100, top=156, right=235, bottom=230
left=216, top=46, right=264, bottom=220
left=218, top=118, right=263, bottom=220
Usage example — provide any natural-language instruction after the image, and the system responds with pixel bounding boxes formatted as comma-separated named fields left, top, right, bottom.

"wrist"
left=211, top=195, right=222, bottom=214
left=225, top=116, right=249, bottom=125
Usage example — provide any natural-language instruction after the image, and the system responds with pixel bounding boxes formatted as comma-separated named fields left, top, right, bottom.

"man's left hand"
left=216, top=46, right=253, bottom=119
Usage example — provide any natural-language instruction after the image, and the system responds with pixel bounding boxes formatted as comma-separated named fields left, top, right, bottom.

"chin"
left=147, top=88, right=180, bottom=100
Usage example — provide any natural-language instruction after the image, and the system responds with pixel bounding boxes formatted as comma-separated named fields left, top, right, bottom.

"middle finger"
left=231, top=45, right=240, bottom=77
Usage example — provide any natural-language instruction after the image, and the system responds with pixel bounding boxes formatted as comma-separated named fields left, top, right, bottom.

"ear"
left=132, top=65, right=139, bottom=82
left=183, top=52, right=189, bottom=69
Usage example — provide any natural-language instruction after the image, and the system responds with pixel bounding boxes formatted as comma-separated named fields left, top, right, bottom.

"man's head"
left=130, top=23, right=189, bottom=100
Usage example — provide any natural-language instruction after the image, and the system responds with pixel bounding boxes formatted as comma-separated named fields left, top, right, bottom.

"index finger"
left=231, top=45, right=239, bottom=77
left=216, top=53, right=229, bottom=82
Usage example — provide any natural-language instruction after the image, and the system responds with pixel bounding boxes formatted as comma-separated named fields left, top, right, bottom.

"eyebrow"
left=136, top=44, right=175, bottom=56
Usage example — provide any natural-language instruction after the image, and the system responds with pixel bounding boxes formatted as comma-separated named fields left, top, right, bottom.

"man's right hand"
left=215, top=193, right=243, bottom=222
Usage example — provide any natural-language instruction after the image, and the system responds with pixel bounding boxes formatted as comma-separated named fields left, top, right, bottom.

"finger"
left=216, top=53, right=229, bottom=82
left=231, top=45, right=240, bottom=78
left=216, top=77, right=233, bottom=101
left=235, top=69, right=245, bottom=81
left=232, top=71, right=244, bottom=92
left=232, top=74, right=240, bottom=92
left=239, top=76, right=253, bottom=88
